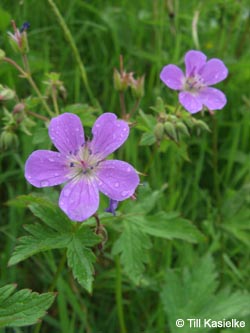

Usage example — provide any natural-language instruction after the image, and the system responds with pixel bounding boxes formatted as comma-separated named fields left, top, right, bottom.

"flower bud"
left=0, top=130, right=18, bottom=150
left=195, top=120, right=211, bottom=132
left=164, top=121, right=178, bottom=141
left=7, top=21, right=30, bottom=54
left=0, top=85, right=15, bottom=101
left=176, top=121, right=190, bottom=136
left=0, top=49, right=5, bottom=61
left=130, top=75, right=145, bottom=99
left=154, top=122, right=165, bottom=141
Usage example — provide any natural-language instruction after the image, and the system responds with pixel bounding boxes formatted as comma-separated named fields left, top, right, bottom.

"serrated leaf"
left=8, top=223, right=72, bottom=266
left=161, top=255, right=250, bottom=333
left=0, top=284, right=55, bottom=328
left=112, top=221, right=151, bottom=284
left=126, top=183, right=166, bottom=215
left=133, top=212, right=205, bottom=243
left=8, top=197, right=74, bottom=266
left=66, top=227, right=100, bottom=293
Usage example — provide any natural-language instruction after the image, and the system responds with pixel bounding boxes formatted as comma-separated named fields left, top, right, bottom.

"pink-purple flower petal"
left=59, top=179, right=99, bottom=221
left=91, top=113, right=129, bottom=158
left=24, top=150, right=69, bottom=188
left=185, top=50, right=207, bottom=76
left=160, top=65, right=184, bottom=90
left=96, top=160, right=139, bottom=201
left=49, top=113, right=85, bottom=155
left=198, top=87, right=227, bottom=110
left=179, top=91, right=203, bottom=114
left=200, top=59, right=228, bottom=85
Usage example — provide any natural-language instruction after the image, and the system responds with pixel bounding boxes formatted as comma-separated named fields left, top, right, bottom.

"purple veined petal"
left=179, top=91, right=203, bottom=114
left=199, top=59, right=228, bottom=85
left=160, top=65, right=185, bottom=90
left=59, top=178, right=99, bottom=221
left=96, top=160, right=139, bottom=201
left=91, top=113, right=129, bottom=158
left=198, top=87, right=227, bottom=110
left=185, top=50, right=207, bottom=77
left=24, top=150, right=69, bottom=188
left=48, top=113, right=85, bottom=155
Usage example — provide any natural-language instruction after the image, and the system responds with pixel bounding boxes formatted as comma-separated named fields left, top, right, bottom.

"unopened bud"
left=131, top=75, right=145, bottom=99
left=0, top=49, right=5, bottom=61
left=154, top=122, right=165, bottom=141
left=195, top=120, right=211, bottom=132
left=164, top=121, right=178, bottom=141
left=0, top=131, right=18, bottom=150
left=0, top=85, right=15, bottom=101
left=176, top=122, right=190, bottom=136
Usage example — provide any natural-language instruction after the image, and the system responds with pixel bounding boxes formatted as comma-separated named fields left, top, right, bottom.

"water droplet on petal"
left=127, top=167, right=131, bottom=172
left=49, top=158, right=54, bottom=162
left=54, top=172, right=59, bottom=177
left=98, top=181, right=103, bottom=186
left=115, top=182, right=119, bottom=188
left=121, top=190, right=129, bottom=197
left=40, top=180, right=49, bottom=187
left=96, top=124, right=100, bottom=128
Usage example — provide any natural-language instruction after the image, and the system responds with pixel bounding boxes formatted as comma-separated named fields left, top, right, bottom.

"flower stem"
left=26, top=110, right=49, bottom=122
left=119, top=92, right=127, bottom=119
left=115, top=256, right=127, bottom=333
left=47, top=0, right=95, bottom=104
left=33, top=251, right=67, bottom=333
left=3, top=57, right=54, bottom=117
left=129, top=98, right=141, bottom=119
left=51, top=86, right=60, bottom=115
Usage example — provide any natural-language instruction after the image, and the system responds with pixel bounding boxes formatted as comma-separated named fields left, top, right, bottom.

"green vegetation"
left=0, top=0, right=250, bottom=332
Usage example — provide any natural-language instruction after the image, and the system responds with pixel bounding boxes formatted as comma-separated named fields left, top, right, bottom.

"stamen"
left=70, top=162, right=74, bottom=167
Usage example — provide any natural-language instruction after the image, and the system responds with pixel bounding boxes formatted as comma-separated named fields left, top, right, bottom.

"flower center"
left=67, top=143, right=102, bottom=180
left=184, top=75, right=205, bottom=93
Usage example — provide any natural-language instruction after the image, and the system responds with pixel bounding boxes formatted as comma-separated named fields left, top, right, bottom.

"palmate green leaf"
left=133, top=212, right=205, bottom=243
left=0, top=284, right=55, bottom=328
left=8, top=195, right=100, bottom=292
left=66, top=228, right=100, bottom=293
left=112, top=221, right=151, bottom=284
left=8, top=198, right=73, bottom=266
left=161, top=255, right=250, bottom=333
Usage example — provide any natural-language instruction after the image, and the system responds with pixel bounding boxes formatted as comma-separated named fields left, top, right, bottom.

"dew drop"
left=49, top=158, right=55, bottom=162
left=116, top=123, right=121, bottom=127
left=121, top=190, right=129, bottom=197
left=54, top=172, right=59, bottom=177
left=96, top=124, right=100, bottom=128
left=123, top=127, right=127, bottom=131
left=40, top=180, right=49, bottom=187
left=75, top=127, right=80, bottom=132
left=115, top=182, right=119, bottom=188
left=98, top=181, right=103, bottom=186
left=127, top=167, right=131, bottom=172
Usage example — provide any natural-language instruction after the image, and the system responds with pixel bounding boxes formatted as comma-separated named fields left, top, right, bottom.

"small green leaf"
left=0, top=284, right=55, bottom=328
left=112, top=222, right=151, bottom=284
left=133, top=212, right=205, bottom=243
left=66, top=227, right=100, bottom=293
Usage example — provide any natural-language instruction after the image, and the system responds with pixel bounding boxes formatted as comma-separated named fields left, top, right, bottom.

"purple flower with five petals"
left=160, top=50, right=228, bottom=113
left=25, top=113, right=139, bottom=222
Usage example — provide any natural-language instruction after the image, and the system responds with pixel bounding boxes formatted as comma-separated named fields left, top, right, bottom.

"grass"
left=0, top=0, right=250, bottom=332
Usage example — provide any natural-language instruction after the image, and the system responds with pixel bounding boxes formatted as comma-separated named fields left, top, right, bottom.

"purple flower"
left=25, top=113, right=139, bottom=222
left=160, top=50, right=228, bottom=113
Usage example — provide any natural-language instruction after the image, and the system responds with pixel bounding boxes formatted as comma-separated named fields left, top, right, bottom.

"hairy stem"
left=3, top=57, right=53, bottom=117
left=115, top=256, right=127, bottom=333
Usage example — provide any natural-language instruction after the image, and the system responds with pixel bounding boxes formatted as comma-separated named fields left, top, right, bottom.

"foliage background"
left=0, top=0, right=250, bottom=332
